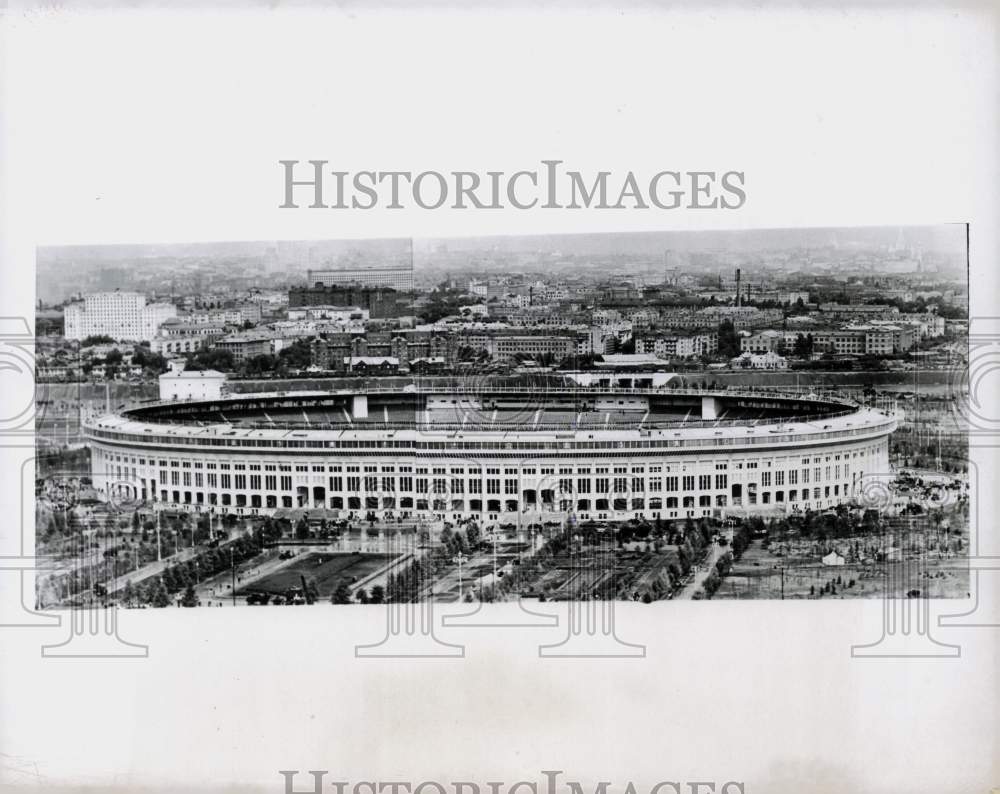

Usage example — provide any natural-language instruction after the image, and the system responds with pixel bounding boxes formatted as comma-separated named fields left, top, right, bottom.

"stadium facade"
left=84, top=385, right=895, bottom=524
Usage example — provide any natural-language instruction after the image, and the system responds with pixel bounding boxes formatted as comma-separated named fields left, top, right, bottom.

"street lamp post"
left=492, top=531, right=499, bottom=590
left=455, top=551, right=466, bottom=602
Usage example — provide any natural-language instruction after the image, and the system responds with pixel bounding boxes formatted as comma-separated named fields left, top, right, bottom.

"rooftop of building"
left=159, top=369, right=226, bottom=380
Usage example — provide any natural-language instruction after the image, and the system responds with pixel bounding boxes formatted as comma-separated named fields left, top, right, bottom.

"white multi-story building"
left=636, top=332, right=718, bottom=359
left=731, top=351, right=789, bottom=369
left=63, top=292, right=177, bottom=342
left=308, top=266, right=413, bottom=291
left=812, top=329, right=867, bottom=355
left=590, top=322, right=633, bottom=355
left=286, top=305, right=369, bottom=322
left=158, top=367, right=227, bottom=401
left=907, top=313, right=946, bottom=338
left=246, top=289, right=289, bottom=308
left=637, top=335, right=694, bottom=358
left=184, top=304, right=262, bottom=326
left=150, top=335, right=215, bottom=356
left=740, top=329, right=785, bottom=354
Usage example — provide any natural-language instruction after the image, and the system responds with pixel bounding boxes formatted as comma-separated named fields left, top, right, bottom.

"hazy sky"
left=3, top=8, right=990, bottom=250
left=36, top=224, right=968, bottom=267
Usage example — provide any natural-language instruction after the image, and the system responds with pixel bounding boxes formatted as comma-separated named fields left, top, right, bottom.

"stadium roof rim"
left=92, top=387, right=885, bottom=440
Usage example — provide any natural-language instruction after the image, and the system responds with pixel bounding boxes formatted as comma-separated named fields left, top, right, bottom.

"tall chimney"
left=735, top=268, right=742, bottom=308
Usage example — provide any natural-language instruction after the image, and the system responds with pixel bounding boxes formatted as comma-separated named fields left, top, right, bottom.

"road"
left=104, top=547, right=203, bottom=595
left=675, top=527, right=735, bottom=599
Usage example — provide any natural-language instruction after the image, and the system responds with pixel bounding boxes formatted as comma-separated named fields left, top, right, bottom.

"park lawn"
left=237, top=552, right=397, bottom=598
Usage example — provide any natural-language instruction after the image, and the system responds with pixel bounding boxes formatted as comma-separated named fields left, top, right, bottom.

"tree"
left=331, top=583, right=352, bottom=605
left=131, top=345, right=168, bottom=374
left=185, top=347, right=236, bottom=372
left=277, top=338, right=313, bottom=371
left=181, top=584, right=199, bottom=607
left=261, top=516, right=281, bottom=544
left=698, top=518, right=712, bottom=546
left=295, top=518, right=310, bottom=541
left=243, top=353, right=277, bottom=376
left=684, top=516, right=696, bottom=538
left=793, top=333, right=814, bottom=356
left=356, top=588, right=370, bottom=604
left=149, top=578, right=171, bottom=608
left=172, top=565, right=190, bottom=591
left=122, top=580, right=136, bottom=608
left=717, top=320, right=741, bottom=357
left=677, top=543, right=692, bottom=575
left=369, top=585, right=385, bottom=604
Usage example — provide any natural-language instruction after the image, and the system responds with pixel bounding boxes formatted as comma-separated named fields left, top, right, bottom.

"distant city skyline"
left=38, top=223, right=967, bottom=263
left=35, top=224, right=967, bottom=306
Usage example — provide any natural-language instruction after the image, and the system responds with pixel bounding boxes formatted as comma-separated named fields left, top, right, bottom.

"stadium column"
left=701, top=395, right=722, bottom=420
left=352, top=395, right=369, bottom=419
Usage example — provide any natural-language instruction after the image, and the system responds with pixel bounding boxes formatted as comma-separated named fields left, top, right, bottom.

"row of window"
left=106, top=454, right=872, bottom=494
left=139, top=485, right=854, bottom=511
left=99, top=445, right=880, bottom=485
left=124, top=467, right=863, bottom=502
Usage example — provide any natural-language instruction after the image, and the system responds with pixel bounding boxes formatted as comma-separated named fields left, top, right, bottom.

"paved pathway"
left=675, top=528, right=734, bottom=599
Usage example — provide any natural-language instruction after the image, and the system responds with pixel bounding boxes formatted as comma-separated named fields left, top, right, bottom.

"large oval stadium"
left=83, top=381, right=896, bottom=524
